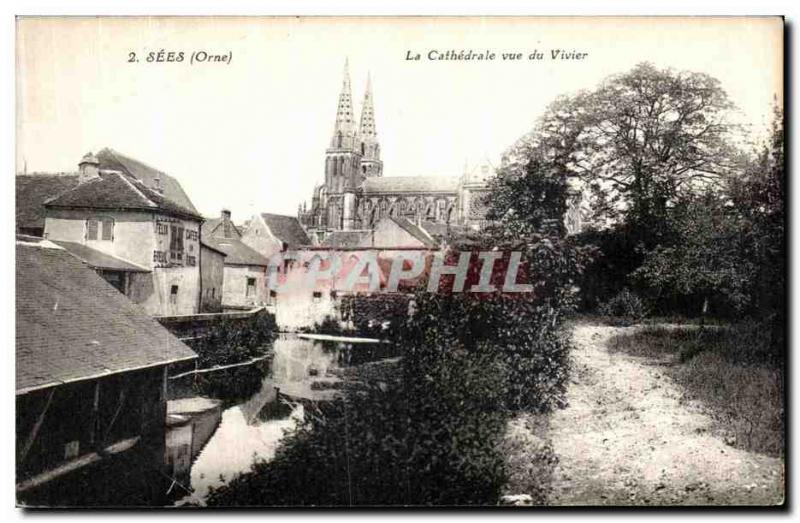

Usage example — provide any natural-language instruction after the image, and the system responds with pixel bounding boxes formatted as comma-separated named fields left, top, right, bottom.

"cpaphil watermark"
left=265, top=250, right=533, bottom=294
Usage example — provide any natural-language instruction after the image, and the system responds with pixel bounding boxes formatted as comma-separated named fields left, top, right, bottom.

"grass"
left=607, top=322, right=784, bottom=457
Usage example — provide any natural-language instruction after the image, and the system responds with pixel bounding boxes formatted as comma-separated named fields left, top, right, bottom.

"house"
left=199, top=241, right=226, bottom=312
left=40, top=152, right=205, bottom=316
left=16, top=238, right=197, bottom=506
left=357, top=216, right=440, bottom=249
left=202, top=210, right=270, bottom=310
left=16, top=173, right=80, bottom=237
left=240, top=212, right=311, bottom=259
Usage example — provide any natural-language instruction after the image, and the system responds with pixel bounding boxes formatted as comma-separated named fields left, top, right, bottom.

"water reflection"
left=169, top=333, right=394, bottom=503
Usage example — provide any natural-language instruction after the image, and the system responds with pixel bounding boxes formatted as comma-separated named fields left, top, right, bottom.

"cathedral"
left=298, top=60, right=497, bottom=245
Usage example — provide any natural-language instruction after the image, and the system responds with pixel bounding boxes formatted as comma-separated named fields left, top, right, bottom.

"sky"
left=16, top=16, right=782, bottom=220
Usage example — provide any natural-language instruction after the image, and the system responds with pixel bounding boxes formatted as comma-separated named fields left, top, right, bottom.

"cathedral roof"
left=362, top=176, right=459, bottom=194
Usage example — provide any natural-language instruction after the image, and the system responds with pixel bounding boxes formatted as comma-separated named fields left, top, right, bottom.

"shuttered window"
left=86, top=219, right=99, bottom=240
left=101, top=218, right=114, bottom=241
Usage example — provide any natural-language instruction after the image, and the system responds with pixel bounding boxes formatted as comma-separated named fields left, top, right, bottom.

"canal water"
left=168, top=333, right=396, bottom=504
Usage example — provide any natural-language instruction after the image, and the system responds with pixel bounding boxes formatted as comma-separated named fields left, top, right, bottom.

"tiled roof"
left=16, top=241, right=196, bottom=394
left=363, top=176, right=459, bottom=194
left=388, top=217, right=439, bottom=248
left=96, top=148, right=198, bottom=213
left=201, top=217, right=242, bottom=239
left=51, top=241, right=150, bottom=273
left=16, top=174, right=80, bottom=230
left=45, top=171, right=202, bottom=220
left=204, top=237, right=270, bottom=267
left=260, top=213, right=311, bottom=247
left=321, top=230, right=370, bottom=248
left=200, top=241, right=228, bottom=256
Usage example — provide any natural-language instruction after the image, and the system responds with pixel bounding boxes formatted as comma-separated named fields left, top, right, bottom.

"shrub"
left=599, top=288, right=647, bottom=324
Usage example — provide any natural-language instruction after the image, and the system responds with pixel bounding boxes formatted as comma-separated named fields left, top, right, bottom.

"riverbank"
left=541, top=322, right=784, bottom=506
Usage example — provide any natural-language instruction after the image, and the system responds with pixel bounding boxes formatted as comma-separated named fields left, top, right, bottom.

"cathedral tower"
left=358, top=73, right=383, bottom=178
left=324, top=59, right=363, bottom=229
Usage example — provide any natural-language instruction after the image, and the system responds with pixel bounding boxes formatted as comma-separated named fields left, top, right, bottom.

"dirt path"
left=545, top=323, right=784, bottom=506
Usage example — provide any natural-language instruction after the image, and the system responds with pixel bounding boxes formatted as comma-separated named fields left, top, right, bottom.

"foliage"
left=191, top=310, right=277, bottom=368
left=520, top=62, right=738, bottom=246
left=598, top=288, right=647, bottom=324
left=185, top=310, right=277, bottom=401
left=340, top=293, right=412, bottom=338
left=631, top=192, right=755, bottom=315
left=206, top=220, right=580, bottom=506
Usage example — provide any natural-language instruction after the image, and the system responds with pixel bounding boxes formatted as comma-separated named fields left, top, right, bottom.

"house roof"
left=260, top=213, right=311, bottom=247
left=50, top=241, right=151, bottom=273
left=203, top=237, right=270, bottom=267
left=200, top=241, right=228, bottom=257
left=201, top=217, right=242, bottom=239
left=44, top=171, right=203, bottom=221
left=96, top=148, right=198, bottom=213
left=321, top=230, right=370, bottom=248
left=363, top=176, right=460, bottom=194
left=16, top=174, right=80, bottom=231
left=387, top=217, right=439, bottom=248
left=16, top=241, right=197, bottom=395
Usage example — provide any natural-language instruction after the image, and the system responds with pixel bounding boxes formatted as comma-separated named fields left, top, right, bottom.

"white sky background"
left=16, top=17, right=782, bottom=220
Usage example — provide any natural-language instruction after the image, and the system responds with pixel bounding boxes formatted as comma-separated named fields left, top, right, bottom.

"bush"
left=183, top=310, right=277, bottom=401
left=599, top=288, right=647, bottom=324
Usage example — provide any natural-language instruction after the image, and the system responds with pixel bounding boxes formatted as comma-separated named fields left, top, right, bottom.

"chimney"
left=153, top=174, right=164, bottom=194
left=221, top=209, right=233, bottom=238
left=78, top=152, right=100, bottom=184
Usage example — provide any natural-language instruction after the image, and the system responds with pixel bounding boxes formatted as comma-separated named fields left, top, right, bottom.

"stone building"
left=240, top=212, right=311, bottom=260
left=297, top=61, right=499, bottom=244
left=40, top=151, right=205, bottom=317
left=201, top=210, right=270, bottom=310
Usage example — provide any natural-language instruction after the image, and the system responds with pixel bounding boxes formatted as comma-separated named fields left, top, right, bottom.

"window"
left=64, top=440, right=80, bottom=460
left=169, top=225, right=184, bottom=260
left=101, top=218, right=114, bottom=241
left=170, top=285, right=178, bottom=304
left=86, top=219, right=99, bottom=240
left=246, top=277, right=256, bottom=297
left=312, top=291, right=322, bottom=303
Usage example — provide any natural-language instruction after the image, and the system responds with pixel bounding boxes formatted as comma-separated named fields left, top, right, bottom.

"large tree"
left=525, top=62, right=739, bottom=246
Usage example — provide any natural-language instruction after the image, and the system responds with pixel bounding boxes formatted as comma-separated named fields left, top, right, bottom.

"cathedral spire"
left=332, top=58, right=356, bottom=142
left=359, top=71, right=377, bottom=140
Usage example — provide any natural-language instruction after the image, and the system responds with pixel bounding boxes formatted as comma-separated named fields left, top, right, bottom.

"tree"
left=631, top=192, right=755, bottom=317
left=526, top=62, right=738, bottom=247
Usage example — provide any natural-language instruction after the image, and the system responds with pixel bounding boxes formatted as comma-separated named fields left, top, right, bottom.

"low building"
left=240, top=212, right=311, bottom=259
left=16, top=238, right=197, bottom=506
left=41, top=152, right=205, bottom=316
left=202, top=210, right=270, bottom=310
